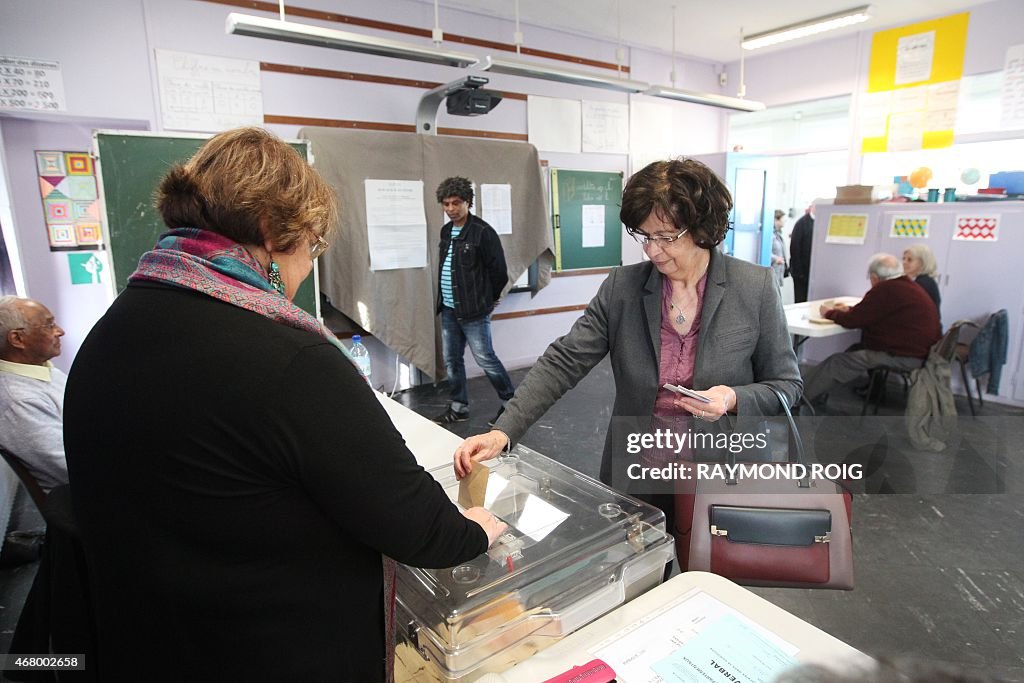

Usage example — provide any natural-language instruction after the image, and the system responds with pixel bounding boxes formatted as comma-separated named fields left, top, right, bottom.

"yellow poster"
left=861, top=13, right=969, bottom=153
left=826, top=214, right=869, bottom=245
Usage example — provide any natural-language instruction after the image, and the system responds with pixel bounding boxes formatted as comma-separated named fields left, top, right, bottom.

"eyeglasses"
left=310, top=235, right=330, bottom=260
left=628, top=228, right=689, bottom=246
left=14, top=320, right=60, bottom=332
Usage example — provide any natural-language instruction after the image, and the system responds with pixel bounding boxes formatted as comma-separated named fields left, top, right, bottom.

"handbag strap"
left=724, top=386, right=810, bottom=488
left=767, top=386, right=810, bottom=488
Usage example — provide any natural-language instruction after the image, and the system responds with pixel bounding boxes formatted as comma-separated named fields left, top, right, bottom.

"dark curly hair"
left=436, top=176, right=474, bottom=208
left=619, top=159, right=732, bottom=249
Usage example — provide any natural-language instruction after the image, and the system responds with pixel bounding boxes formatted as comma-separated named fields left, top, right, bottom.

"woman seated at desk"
left=63, top=127, right=504, bottom=682
left=902, top=244, right=942, bottom=330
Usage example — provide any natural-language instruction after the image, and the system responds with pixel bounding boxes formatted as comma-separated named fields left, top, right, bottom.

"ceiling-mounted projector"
left=445, top=75, right=502, bottom=116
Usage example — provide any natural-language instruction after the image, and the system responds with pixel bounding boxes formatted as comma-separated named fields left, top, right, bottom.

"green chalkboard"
left=93, top=131, right=317, bottom=315
left=550, top=169, right=623, bottom=271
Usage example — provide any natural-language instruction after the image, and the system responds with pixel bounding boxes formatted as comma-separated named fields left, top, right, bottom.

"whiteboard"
left=155, top=49, right=264, bottom=133
left=528, top=95, right=581, bottom=153
left=582, top=100, right=629, bottom=154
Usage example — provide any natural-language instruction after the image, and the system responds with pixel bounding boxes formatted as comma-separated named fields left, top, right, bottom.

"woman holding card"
left=454, top=158, right=801, bottom=530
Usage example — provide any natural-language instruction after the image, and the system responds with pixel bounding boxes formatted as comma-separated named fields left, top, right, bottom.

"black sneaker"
left=432, top=408, right=469, bottom=425
left=488, top=406, right=505, bottom=428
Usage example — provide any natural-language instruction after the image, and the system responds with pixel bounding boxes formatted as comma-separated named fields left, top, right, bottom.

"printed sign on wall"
left=36, top=151, right=104, bottom=251
left=826, top=214, right=869, bottom=245
left=890, top=215, right=930, bottom=238
left=67, top=253, right=106, bottom=285
left=861, top=13, right=969, bottom=153
left=954, top=215, right=999, bottom=241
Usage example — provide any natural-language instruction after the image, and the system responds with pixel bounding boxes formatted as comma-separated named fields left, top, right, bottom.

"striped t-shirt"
left=440, top=224, right=462, bottom=308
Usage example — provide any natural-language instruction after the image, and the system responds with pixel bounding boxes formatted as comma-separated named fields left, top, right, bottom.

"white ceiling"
left=423, top=0, right=991, bottom=64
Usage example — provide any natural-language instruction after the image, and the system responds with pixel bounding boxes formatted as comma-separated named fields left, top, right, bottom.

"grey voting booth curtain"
left=300, top=127, right=554, bottom=379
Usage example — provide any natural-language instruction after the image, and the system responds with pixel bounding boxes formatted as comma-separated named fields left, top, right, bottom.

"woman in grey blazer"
left=455, top=159, right=802, bottom=523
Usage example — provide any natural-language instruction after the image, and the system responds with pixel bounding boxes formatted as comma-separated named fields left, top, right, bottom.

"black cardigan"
left=64, top=282, right=485, bottom=682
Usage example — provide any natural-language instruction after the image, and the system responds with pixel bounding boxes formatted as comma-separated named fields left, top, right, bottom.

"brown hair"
left=156, top=127, right=338, bottom=253
left=619, top=159, right=733, bottom=249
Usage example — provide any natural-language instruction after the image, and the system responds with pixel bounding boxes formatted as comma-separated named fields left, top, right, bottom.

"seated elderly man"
left=0, top=296, right=67, bottom=492
left=802, top=253, right=941, bottom=405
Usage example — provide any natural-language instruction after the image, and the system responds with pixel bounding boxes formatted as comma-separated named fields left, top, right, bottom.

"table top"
left=785, top=296, right=862, bottom=338
left=375, top=392, right=462, bottom=472
left=500, top=571, right=871, bottom=682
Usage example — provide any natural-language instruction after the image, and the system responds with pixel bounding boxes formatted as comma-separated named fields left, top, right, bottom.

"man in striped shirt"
left=433, top=177, right=514, bottom=426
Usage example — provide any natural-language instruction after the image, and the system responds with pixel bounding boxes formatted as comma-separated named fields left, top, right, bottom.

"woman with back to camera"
left=902, top=243, right=942, bottom=326
left=453, top=158, right=802, bottom=563
left=63, top=127, right=504, bottom=682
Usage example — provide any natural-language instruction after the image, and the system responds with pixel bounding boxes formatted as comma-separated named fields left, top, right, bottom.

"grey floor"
left=2, top=360, right=1022, bottom=680
left=398, top=359, right=1024, bottom=682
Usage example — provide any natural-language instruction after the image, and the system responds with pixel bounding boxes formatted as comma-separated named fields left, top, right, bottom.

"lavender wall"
left=723, top=0, right=1024, bottom=109
left=0, top=0, right=731, bottom=379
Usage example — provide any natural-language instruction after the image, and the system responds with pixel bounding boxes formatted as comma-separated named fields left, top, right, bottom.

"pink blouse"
left=653, top=272, right=709, bottom=417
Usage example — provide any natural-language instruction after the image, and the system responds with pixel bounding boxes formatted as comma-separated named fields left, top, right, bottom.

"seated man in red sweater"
left=802, top=253, right=941, bottom=404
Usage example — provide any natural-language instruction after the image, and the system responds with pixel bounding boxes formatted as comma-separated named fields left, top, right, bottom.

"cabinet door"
left=941, top=208, right=1024, bottom=401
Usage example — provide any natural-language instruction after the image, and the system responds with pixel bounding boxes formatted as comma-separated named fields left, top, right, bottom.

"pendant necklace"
left=669, top=257, right=710, bottom=326
left=669, top=300, right=686, bottom=325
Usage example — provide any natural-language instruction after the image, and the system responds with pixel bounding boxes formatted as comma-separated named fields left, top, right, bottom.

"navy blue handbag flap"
left=710, top=505, right=831, bottom=546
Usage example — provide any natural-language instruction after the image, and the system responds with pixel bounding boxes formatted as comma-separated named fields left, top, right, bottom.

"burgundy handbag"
left=675, top=388, right=854, bottom=590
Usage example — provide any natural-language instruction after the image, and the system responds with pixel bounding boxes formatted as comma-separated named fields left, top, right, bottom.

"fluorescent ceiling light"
left=645, top=85, right=765, bottom=112
left=742, top=5, right=871, bottom=51
left=482, top=56, right=650, bottom=93
left=226, top=13, right=479, bottom=68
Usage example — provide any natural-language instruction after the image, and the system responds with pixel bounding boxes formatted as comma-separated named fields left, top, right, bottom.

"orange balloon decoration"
left=908, top=167, right=933, bottom=189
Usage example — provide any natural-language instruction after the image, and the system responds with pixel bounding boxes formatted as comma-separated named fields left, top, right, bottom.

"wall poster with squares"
left=35, top=150, right=104, bottom=251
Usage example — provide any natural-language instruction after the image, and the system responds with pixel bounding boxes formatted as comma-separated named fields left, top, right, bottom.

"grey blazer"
left=494, top=249, right=803, bottom=483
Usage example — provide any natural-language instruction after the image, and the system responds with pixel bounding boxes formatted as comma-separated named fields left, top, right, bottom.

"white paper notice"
left=891, top=85, right=928, bottom=114
left=364, top=179, right=428, bottom=271
left=0, top=56, right=66, bottom=112
left=1001, top=44, right=1024, bottom=129
left=155, top=49, right=263, bottom=132
left=582, top=204, right=605, bottom=248
left=528, top=95, right=581, bottom=153
left=582, top=100, right=629, bottom=154
left=859, top=91, right=892, bottom=138
left=895, top=31, right=935, bottom=86
left=888, top=111, right=925, bottom=151
left=592, top=589, right=799, bottom=683
left=481, top=184, right=513, bottom=235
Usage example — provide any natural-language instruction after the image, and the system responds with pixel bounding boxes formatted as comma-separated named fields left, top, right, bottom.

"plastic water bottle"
left=350, top=335, right=372, bottom=386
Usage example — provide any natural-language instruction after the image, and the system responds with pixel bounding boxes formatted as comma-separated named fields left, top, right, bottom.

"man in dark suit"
left=789, top=205, right=815, bottom=303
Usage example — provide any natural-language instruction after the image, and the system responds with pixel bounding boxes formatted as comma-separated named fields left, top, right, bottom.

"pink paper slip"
left=541, top=658, right=617, bottom=683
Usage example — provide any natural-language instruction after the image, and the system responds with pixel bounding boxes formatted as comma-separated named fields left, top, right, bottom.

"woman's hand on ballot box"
left=462, top=506, right=508, bottom=546
left=454, top=430, right=510, bottom=481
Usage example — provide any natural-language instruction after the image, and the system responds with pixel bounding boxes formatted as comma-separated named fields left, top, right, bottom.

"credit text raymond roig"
left=626, top=462, right=864, bottom=481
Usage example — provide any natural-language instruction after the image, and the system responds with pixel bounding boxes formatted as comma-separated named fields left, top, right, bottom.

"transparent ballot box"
left=395, top=445, right=674, bottom=681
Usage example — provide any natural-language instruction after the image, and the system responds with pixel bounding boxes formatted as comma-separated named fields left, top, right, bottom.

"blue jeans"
left=440, top=307, right=515, bottom=414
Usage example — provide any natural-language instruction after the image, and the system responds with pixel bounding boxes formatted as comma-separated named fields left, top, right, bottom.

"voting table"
left=381, top=394, right=868, bottom=682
